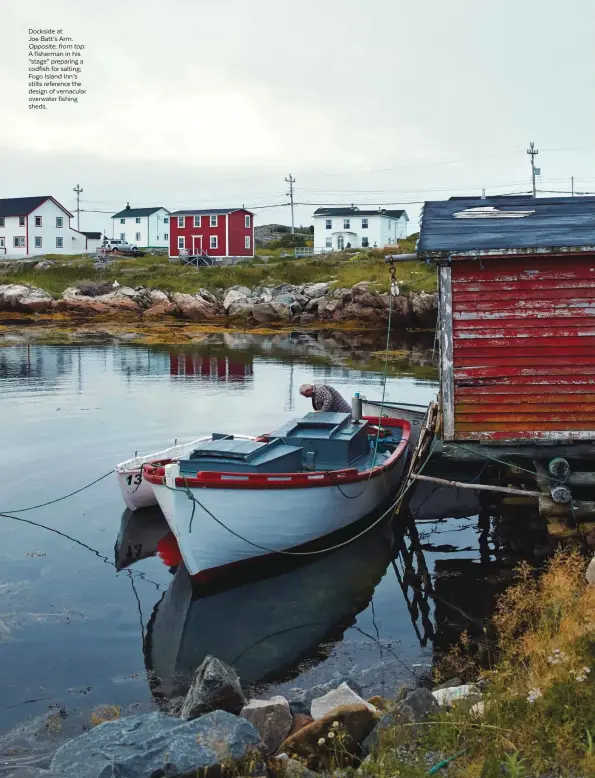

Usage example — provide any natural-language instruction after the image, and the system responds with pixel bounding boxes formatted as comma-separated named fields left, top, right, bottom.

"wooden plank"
left=454, top=326, right=595, bottom=339
left=453, top=279, right=595, bottom=295
left=540, top=496, right=595, bottom=520
left=413, top=473, right=542, bottom=498
left=455, top=305, right=595, bottom=318
left=566, top=472, right=595, bottom=486
left=455, top=412, right=595, bottom=423
left=439, top=265, right=455, bottom=440
left=457, top=376, right=595, bottom=387
left=454, top=341, right=595, bottom=355
left=454, top=356, right=595, bottom=368
left=454, top=289, right=595, bottom=304
left=455, top=366, right=595, bottom=379
left=457, top=421, right=595, bottom=432
left=455, top=402, right=595, bottom=414
left=455, top=389, right=595, bottom=401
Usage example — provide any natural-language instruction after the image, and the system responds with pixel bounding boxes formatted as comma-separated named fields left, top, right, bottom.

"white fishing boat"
left=143, top=411, right=411, bottom=583
left=114, top=435, right=255, bottom=512
left=361, top=399, right=430, bottom=448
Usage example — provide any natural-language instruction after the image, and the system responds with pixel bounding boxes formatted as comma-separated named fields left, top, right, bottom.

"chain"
left=389, top=258, right=399, bottom=297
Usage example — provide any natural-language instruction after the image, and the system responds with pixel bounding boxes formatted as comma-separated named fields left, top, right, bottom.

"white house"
left=0, top=196, right=93, bottom=258
left=313, top=207, right=409, bottom=252
left=111, top=204, right=170, bottom=248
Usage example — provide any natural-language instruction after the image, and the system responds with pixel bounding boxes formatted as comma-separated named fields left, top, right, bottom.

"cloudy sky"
left=1, top=0, right=594, bottom=234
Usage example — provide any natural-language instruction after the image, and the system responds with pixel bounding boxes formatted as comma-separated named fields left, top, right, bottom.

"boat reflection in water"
left=114, top=509, right=396, bottom=702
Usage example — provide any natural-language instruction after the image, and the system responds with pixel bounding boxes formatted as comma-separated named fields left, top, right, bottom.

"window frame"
left=343, top=218, right=350, bottom=229
left=245, top=214, right=251, bottom=228
left=56, top=216, right=63, bottom=228
left=135, top=217, right=141, bottom=224
left=361, top=218, right=368, bottom=229
left=245, top=235, right=251, bottom=250
left=56, top=237, right=64, bottom=249
left=325, top=237, right=332, bottom=248
left=120, top=233, right=126, bottom=240
left=0, top=237, right=5, bottom=248
left=164, top=233, right=169, bottom=241
left=361, top=237, right=369, bottom=248
left=13, top=236, right=25, bottom=248
left=19, top=216, right=25, bottom=227
left=163, top=217, right=169, bottom=224
left=120, top=218, right=125, bottom=224
left=34, top=236, right=43, bottom=249
left=177, top=216, right=185, bottom=228
left=178, top=236, right=185, bottom=250
left=0, top=217, right=4, bottom=228
left=193, top=215, right=202, bottom=227
left=210, top=235, right=218, bottom=250
left=135, top=232, right=141, bottom=241
left=210, top=214, right=218, bottom=227
left=34, top=215, right=42, bottom=227
left=325, top=219, right=332, bottom=230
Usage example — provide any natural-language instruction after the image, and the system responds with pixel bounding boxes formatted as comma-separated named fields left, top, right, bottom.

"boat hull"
left=150, top=449, right=407, bottom=581
left=362, top=401, right=428, bottom=448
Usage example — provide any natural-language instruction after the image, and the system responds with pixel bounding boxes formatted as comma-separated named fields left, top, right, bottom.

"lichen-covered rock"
left=229, top=300, right=254, bottom=319
left=240, top=696, right=292, bottom=754
left=180, top=655, right=246, bottom=720
left=171, top=292, right=219, bottom=321
left=0, top=284, right=54, bottom=313
left=409, top=290, right=438, bottom=325
left=310, top=683, right=376, bottom=720
left=251, top=302, right=278, bottom=323
left=303, top=282, right=330, bottom=299
left=224, top=288, right=250, bottom=311
left=270, top=301, right=292, bottom=320
left=143, top=301, right=177, bottom=318
left=50, top=710, right=262, bottom=778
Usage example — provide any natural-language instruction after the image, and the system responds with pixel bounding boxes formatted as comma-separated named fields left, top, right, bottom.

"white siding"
left=314, top=212, right=408, bottom=252
left=0, top=198, right=90, bottom=258
left=111, top=208, right=170, bottom=247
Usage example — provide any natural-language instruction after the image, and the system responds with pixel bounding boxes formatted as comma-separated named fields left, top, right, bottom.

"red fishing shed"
left=418, top=195, right=595, bottom=461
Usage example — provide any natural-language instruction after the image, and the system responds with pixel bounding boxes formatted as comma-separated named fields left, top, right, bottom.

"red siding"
left=168, top=210, right=254, bottom=257
left=451, top=255, right=595, bottom=441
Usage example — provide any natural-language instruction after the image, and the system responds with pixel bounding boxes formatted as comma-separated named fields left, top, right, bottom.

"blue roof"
left=418, top=195, right=595, bottom=255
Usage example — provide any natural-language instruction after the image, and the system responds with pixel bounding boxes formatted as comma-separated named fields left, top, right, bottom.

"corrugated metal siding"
left=451, top=255, right=595, bottom=441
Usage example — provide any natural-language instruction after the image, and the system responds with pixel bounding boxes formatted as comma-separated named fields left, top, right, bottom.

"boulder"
left=270, top=301, right=292, bottom=321
left=305, top=296, right=325, bottom=313
left=310, top=683, right=376, bottom=720
left=321, top=299, right=343, bottom=317
left=172, top=292, right=218, bottom=321
left=34, top=261, right=56, bottom=270
left=362, top=688, right=439, bottom=754
left=149, top=289, right=170, bottom=305
left=251, top=303, right=278, bottom=323
left=432, top=684, right=482, bottom=707
left=351, top=281, right=372, bottom=296
left=410, top=291, right=438, bottom=325
left=356, top=292, right=381, bottom=308
left=289, top=301, right=302, bottom=317
left=288, top=677, right=363, bottom=717
left=257, top=290, right=273, bottom=304
left=143, top=301, right=177, bottom=318
left=50, top=710, right=262, bottom=778
left=298, top=313, right=316, bottom=326
left=229, top=300, right=254, bottom=319
left=0, top=284, right=55, bottom=313
left=227, top=284, right=252, bottom=297
left=280, top=757, right=318, bottom=778
left=586, top=555, right=595, bottom=584
left=224, top=288, right=250, bottom=311
left=287, top=714, right=314, bottom=737
left=279, top=704, right=378, bottom=770
left=273, top=294, right=295, bottom=305
left=303, top=282, right=330, bottom=299
left=180, top=655, right=246, bottom=719
left=240, top=696, right=292, bottom=754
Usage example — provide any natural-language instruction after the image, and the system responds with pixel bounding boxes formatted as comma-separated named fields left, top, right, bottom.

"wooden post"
left=413, top=473, right=542, bottom=498
left=438, top=265, right=455, bottom=440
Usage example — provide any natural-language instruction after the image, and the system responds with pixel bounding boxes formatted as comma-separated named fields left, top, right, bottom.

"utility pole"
left=526, top=142, right=538, bottom=197
left=285, top=174, right=295, bottom=234
left=73, top=184, right=83, bottom=230
left=571, top=176, right=575, bottom=197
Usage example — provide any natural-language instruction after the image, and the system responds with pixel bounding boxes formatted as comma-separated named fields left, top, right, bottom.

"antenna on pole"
left=526, top=142, right=539, bottom=197
left=73, top=184, right=83, bottom=230
left=571, top=176, right=575, bottom=197
left=285, top=174, right=296, bottom=235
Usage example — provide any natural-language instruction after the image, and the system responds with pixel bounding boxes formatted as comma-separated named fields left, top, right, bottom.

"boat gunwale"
left=143, top=417, right=411, bottom=490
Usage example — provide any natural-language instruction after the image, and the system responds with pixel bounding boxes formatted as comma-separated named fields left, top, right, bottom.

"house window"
left=0, top=217, right=4, bottom=227
left=245, top=214, right=251, bottom=228
left=362, top=218, right=368, bottom=229
left=120, top=233, right=126, bottom=240
left=56, top=237, right=63, bottom=248
left=163, top=217, right=169, bottom=224
left=164, top=233, right=169, bottom=241
left=35, top=216, right=42, bottom=227
left=178, top=236, right=185, bottom=249
left=210, top=235, right=218, bottom=249
left=210, top=214, right=218, bottom=227
left=193, top=215, right=201, bottom=227
left=34, top=237, right=43, bottom=248
left=13, top=237, right=25, bottom=248
left=56, top=217, right=63, bottom=228
left=361, top=237, right=369, bottom=248
left=135, top=232, right=141, bottom=241
left=135, top=217, right=141, bottom=224
left=0, top=238, right=5, bottom=248
left=120, top=218, right=125, bottom=224
left=325, top=237, right=332, bottom=248
left=325, top=219, right=332, bottom=230
left=19, top=216, right=25, bottom=227
left=245, top=236, right=251, bottom=249
left=343, top=218, right=350, bottom=229
left=177, top=216, right=185, bottom=227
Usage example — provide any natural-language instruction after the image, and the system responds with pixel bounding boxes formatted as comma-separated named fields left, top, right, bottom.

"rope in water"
left=1, top=470, right=114, bottom=514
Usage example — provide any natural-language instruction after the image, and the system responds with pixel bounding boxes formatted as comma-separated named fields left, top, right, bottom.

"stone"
left=281, top=757, right=319, bottom=778
left=50, top=710, right=262, bottom=778
left=258, top=290, right=273, bottom=304
left=180, top=654, right=246, bottom=719
left=34, top=261, right=55, bottom=270
left=362, top=688, right=439, bottom=754
left=432, top=684, right=482, bottom=707
left=289, top=301, right=302, bottom=317
left=149, top=289, right=170, bottom=305
left=224, top=288, right=250, bottom=311
left=305, top=297, right=324, bottom=313
left=270, top=301, right=292, bottom=321
left=356, top=292, right=381, bottom=308
left=353, top=306, right=379, bottom=322
left=298, top=313, right=316, bottom=325
left=171, top=292, right=218, bottom=321
left=228, top=284, right=252, bottom=297
left=586, top=555, right=595, bottom=584
left=240, top=696, right=292, bottom=755
left=229, top=300, right=254, bottom=319
left=351, top=281, right=372, bottom=295
left=310, top=683, right=376, bottom=720
left=409, top=291, right=438, bottom=325
left=303, top=282, right=330, bottom=299
left=251, top=302, right=278, bottom=323
left=143, top=301, right=177, bottom=317
left=0, top=284, right=55, bottom=313
left=279, top=704, right=379, bottom=770
left=287, top=714, right=314, bottom=737
left=367, top=696, right=390, bottom=711
left=288, top=677, right=363, bottom=716
left=321, top=299, right=343, bottom=316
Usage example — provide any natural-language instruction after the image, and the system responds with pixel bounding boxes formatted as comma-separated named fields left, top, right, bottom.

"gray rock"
left=3, top=770, right=66, bottom=777
left=298, top=313, right=316, bottom=325
left=303, top=282, right=330, bottom=299
left=362, top=688, right=438, bottom=754
left=251, top=303, right=278, bottom=323
left=229, top=300, right=254, bottom=318
left=228, top=285, right=252, bottom=297
left=224, top=288, right=250, bottom=311
left=270, top=301, right=292, bottom=320
left=282, top=757, right=319, bottom=778
left=240, top=696, right=292, bottom=754
left=289, top=301, right=302, bottom=317
left=310, top=683, right=376, bottom=720
left=50, top=710, right=262, bottom=778
left=288, top=676, right=363, bottom=716
left=586, top=555, right=595, bottom=584
left=181, top=655, right=246, bottom=719
left=273, top=294, right=295, bottom=305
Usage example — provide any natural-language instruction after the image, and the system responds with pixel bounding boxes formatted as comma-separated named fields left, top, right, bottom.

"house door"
left=192, top=235, right=203, bottom=255
left=337, top=235, right=345, bottom=250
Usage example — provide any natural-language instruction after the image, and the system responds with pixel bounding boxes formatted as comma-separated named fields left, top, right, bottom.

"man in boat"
left=299, top=384, right=351, bottom=414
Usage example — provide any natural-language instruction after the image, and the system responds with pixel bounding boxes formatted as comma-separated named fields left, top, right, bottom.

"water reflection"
left=0, top=345, right=74, bottom=381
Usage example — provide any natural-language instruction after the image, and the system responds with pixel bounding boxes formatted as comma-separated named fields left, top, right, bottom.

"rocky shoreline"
left=18, top=655, right=480, bottom=778
left=0, top=281, right=438, bottom=329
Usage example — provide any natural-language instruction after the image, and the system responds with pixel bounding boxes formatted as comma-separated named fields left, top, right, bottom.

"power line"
left=527, top=142, right=539, bottom=197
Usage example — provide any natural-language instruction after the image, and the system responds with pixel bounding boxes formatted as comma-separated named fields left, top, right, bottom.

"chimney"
left=125, top=202, right=131, bottom=210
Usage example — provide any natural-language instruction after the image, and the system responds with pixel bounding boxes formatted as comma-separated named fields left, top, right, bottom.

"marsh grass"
left=0, top=252, right=434, bottom=298
left=358, top=549, right=595, bottom=777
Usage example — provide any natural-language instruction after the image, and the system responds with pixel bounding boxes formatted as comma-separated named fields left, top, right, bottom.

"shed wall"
left=448, top=254, right=595, bottom=441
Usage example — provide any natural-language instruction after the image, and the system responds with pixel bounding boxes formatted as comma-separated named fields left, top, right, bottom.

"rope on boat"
left=174, top=438, right=440, bottom=558
left=1, top=470, right=114, bottom=514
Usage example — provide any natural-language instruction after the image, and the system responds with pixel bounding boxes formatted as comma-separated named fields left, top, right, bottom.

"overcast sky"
left=1, top=0, right=594, bottom=234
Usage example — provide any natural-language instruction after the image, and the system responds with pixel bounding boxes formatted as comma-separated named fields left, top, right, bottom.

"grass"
left=0, top=246, right=435, bottom=299
left=356, top=549, right=595, bottom=777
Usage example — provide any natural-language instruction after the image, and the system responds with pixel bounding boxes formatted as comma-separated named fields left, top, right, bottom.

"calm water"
left=0, top=332, right=539, bottom=749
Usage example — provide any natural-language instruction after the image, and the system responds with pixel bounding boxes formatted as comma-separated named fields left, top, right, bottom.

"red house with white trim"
left=169, top=208, right=255, bottom=260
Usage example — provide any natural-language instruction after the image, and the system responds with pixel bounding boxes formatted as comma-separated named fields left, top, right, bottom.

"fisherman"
left=299, top=383, right=351, bottom=414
